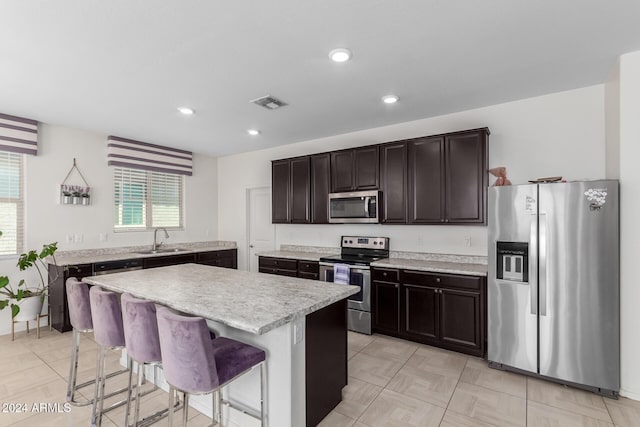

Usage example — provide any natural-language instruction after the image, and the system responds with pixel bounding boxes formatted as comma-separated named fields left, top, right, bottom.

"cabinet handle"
left=445, top=219, right=449, bottom=223
left=383, top=272, right=387, bottom=276
left=436, top=277, right=441, bottom=283
left=394, top=284, right=399, bottom=289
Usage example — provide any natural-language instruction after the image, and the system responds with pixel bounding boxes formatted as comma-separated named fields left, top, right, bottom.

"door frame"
left=245, top=186, right=275, bottom=272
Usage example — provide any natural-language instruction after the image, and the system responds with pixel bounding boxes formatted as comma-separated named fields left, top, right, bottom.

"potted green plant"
left=71, top=191, right=82, bottom=205
left=0, top=241, right=59, bottom=319
left=62, top=191, right=72, bottom=204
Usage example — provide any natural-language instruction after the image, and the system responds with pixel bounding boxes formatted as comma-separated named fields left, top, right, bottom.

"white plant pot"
left=10, top=295, right=44, bottom=322
left=72, top=196, right=82, bottom=205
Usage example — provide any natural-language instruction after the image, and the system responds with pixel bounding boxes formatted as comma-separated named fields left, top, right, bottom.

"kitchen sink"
left=134, top=248, right=189, bottom=255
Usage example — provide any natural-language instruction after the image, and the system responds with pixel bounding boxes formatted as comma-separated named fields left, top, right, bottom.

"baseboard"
left=619, top=388, right=640, bottom=401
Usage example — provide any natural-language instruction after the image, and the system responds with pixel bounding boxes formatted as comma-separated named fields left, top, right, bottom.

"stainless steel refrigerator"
left=488, top=180, right=619, bottom=397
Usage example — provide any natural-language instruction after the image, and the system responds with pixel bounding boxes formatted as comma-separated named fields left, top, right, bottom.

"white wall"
left=615, top=51, right=640, bottom=400
left=0, top=123, right=218, bottom=335
left=218, top=85, right=605, bottom=270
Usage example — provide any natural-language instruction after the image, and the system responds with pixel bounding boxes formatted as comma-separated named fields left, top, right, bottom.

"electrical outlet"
left=66, top=235, right=73, bottom=244
left=99, top=233, right=108, bottom=242
left=74, top=234, right=83, bottom=243
left=293, top=322, right=304, bottom=344
left=417, top=237, right=424, bottom=246
left=464, top=237, right=472, bottom=247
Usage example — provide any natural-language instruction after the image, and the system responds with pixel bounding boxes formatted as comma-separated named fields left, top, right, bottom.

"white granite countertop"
left=50, top=241, right=237, bottom=266
left=83, top=263, right=359, bottom=335
left=371, top=258, right=488, bottom=276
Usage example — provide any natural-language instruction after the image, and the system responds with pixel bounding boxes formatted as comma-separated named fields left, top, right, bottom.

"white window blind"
left=114, top=167, right=184, bottom=230
left=0, top=151, right=24, bottom=255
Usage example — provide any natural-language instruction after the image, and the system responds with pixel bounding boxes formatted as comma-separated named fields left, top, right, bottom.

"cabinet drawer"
left=402, top=270, right=481, bottom=291
left=258, top=257, right=297, bottom=270
left=298, top=271, right=319, bottom=280
left=65, top=263, right=93, bottom=278
left=196, top=249, right=234, bottom=262
left=298, top=261, right=319, bottom=274
left=372, top=267, right=399, bottom=283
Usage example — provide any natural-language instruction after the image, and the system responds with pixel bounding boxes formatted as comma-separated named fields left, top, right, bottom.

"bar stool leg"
left=133, top=361, right=144, bottom=426
left=182, top=392, right=190, bottom=426
left=124, top=356, right=135, bottom=427
left=67, top=329, right=81, bottom=403
left=260, top=362, right=266, bottom=427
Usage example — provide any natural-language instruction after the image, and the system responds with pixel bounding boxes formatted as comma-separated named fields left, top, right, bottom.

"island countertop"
left=83, top=263, right=359, bottom=335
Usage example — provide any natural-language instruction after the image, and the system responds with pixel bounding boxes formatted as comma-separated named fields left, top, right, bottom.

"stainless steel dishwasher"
left=93, top=259, right=143, bottom=275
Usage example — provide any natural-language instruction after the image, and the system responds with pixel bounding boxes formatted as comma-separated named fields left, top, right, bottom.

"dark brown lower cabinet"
left=306, top=298, right=347, bottom=427
left=48, top=263, right=93, bottom=333
left=258, top=256, right=320, bottom=280
left=196, top=249, right=237, bottom=269
left=372, top=267, right=486, bottom=357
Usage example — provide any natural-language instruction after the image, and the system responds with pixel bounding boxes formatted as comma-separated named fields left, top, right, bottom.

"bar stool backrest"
left=89, top=287, right=125, bottom=348
left=66, top=278, right=93, bottom=331
left=121, top=293, right=162, bottom=363
left=156, top=306, right=219, bottom=392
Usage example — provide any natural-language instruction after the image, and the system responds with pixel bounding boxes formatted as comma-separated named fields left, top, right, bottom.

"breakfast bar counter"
left=84, top=263, right=359, bottom=427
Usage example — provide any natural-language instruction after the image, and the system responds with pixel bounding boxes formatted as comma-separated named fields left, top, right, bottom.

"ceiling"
left=2, top=1, right=640, bottom=157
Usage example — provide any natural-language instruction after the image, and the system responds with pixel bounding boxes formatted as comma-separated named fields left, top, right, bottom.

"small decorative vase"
left=72, top=196, right=81, bottom=205
left=81, top=196, right=90, bottom=205
left=10, top=295, right=44, bottom=322
left=62, top=195, right=72, bottom=204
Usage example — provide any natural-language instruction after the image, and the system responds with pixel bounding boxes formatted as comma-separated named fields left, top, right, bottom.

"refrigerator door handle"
left=530, top=214, right=538, bottom=315
left=539, top=213, right=547, bottom=316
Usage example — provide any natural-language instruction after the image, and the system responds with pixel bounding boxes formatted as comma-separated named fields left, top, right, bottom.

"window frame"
left=113, top=166, right=185, bottom=232
left=0, top=151, right=24, bottom=256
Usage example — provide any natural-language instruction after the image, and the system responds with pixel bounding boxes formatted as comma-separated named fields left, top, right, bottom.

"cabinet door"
left=380, top=142, right=407, bottom=223
left=408, top=137, right=444, bottom=224
left=272, top=159, right=291, bottom=223
left=354, top=146, right=379, bottom=190
left=402, top=284, right=439, bottom=341
left=331, top=150, right=355, bottom=192
left=372, top=280, right=400, bottom=334
left=440, top=288, right=481, bottom=351
left=444, top=130, right=487, bottom=223
left=290, top=157, right=311, bottom=223
left=311, top=153, right=331, bottom=223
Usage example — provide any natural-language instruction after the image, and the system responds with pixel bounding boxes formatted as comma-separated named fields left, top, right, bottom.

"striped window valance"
left=0, top=113, right=38, bottom=155
left=107, top=136, right=193, bottom=176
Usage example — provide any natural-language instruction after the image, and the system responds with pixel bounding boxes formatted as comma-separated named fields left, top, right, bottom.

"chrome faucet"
left=152, top=228, right=169, bottom=251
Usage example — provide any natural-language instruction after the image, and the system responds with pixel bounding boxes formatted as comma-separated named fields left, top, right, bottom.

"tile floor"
left=319, top=332, right=640, bottom=427
left=1, top=327, right=639, bottom=426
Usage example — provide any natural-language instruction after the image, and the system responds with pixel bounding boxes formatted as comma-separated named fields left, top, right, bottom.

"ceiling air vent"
left=250, top=95, right=288, bottom=110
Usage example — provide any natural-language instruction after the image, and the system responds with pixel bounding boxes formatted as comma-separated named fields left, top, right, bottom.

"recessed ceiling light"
left=382, top=95, right=399, bottom=104
left=177, top=107, right=195, bottom=115
left=329, top=48, right=352, bottom=63
left=247, top=129, right=260, bottom=136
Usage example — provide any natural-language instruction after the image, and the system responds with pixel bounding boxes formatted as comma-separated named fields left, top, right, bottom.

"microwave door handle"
left=364, top=197, right=370, bottom=216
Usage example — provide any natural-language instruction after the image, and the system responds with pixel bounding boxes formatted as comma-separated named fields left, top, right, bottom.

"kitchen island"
left=84, top=263, right=359, bottom=427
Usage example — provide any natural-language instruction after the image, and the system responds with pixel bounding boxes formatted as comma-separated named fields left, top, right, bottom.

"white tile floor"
left=1, top=327, right=639, bottom=426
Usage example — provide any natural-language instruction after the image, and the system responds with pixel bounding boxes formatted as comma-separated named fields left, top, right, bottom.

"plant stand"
left=11, top=308, right=51, bottom=341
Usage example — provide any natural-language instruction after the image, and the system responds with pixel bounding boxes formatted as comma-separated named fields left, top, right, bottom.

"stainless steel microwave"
left=328, top=190, right=381, bottom=223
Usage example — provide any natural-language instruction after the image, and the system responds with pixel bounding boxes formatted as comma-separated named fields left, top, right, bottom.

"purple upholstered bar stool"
left=156, top=306, right=267, bottom=427
left=66, top=278, right=129, bottom=407
left=121, top=293, right=178, bottom=427
left=89, top=286, right=128, bottom=427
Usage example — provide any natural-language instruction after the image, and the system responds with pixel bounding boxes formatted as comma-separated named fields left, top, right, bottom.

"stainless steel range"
left=319, top=236, right=390, bottom=335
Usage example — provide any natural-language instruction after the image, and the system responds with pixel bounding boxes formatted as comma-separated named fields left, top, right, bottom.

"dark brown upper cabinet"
left=310, top=153, right=331, bottom=223
left=408, top=128, right=488, bottom=224
left=380, top=141, right=408, bottom=223
left=408, top=136, right=444, bottom=223
left=445, top=130, right=488, bottom=223
left=330, top=146, right=379, bottom=192
left=273, top=127, right=488, bottom=225
left=272, top=159, right=291, bottom=223
left=272, top=156, right=311, bottom=224
left=290, top=157, right=311, bottom=223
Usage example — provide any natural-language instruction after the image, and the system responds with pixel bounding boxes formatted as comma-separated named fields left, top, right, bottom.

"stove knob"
left=349, top=240, right=353, bottom=244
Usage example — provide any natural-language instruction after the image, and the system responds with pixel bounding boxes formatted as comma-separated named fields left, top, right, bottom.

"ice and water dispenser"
left=496, top=242, right=529, bottom=282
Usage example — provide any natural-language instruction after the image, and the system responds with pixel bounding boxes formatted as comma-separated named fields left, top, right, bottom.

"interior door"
left=538, top=181, right=619, bottom=392
left=488, top=184, right=538, bottom=374
left=247, top=187, right=275, bottom=272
